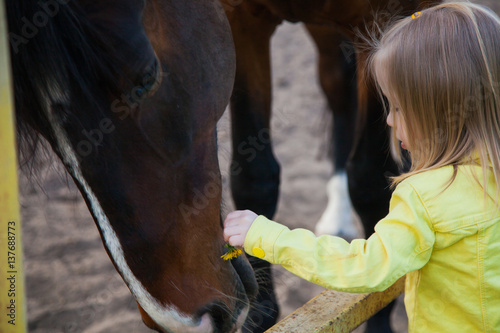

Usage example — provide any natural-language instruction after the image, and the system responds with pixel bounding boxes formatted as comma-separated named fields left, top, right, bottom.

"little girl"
left=223, top=2, right=500, bottom=332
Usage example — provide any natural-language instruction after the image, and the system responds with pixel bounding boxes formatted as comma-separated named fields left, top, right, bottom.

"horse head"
left=8, top=0, right=257, bottom=331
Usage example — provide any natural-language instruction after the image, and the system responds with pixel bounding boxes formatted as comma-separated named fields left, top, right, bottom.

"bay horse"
left=8, top=0, right=257, bottom=332
left=221, top=0, right=440, bottom=332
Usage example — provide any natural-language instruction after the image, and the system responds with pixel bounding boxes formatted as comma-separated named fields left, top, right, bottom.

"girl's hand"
left=223, top=210, right=258, bottom=248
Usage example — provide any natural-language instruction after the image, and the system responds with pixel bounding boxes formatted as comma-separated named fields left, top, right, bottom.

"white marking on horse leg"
left=43, top=102, right=213, bottom=333
left=315, top=171, right=360, bottom=240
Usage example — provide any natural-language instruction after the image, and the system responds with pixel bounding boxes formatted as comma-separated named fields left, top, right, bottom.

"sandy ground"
left=20, top=1, right=499, bottom=332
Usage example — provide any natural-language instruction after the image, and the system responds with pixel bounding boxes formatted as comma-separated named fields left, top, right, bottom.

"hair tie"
left=411, top=11, right=421, bottom=19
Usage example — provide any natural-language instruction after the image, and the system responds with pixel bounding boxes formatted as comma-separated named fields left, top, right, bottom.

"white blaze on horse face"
left=315, top=171, right=361, bottom=240
left=43, top=102, right=213, bottom=333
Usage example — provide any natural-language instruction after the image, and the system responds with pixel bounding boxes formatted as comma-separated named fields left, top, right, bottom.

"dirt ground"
left=21, top=1, right=499, bottom=332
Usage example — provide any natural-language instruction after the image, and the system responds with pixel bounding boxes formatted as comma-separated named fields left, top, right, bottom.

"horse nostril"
left=198, top=300, right=236, bottom=333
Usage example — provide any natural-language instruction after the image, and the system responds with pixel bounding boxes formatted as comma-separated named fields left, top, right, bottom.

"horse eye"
left=135, top=88, right=145, bottom=98
left=137, top=61, right=162, bottom=99
left=143, top=72, right=156, bottom=87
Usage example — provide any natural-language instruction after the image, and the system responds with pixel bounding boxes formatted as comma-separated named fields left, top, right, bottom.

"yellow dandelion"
left=221, top=244, right=243, bottom=261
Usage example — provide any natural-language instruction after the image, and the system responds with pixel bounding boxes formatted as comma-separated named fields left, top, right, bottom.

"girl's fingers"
left=223, top=224, right=242, bottom=242
left=223, top=227, right=235, bottom=243
left=225, top=211, right=257, bottom=224
left=226, top=210, right=247, bottom=220
left=223, top=210, right=258, bottom=245
left=224, top=211, right=248, bottom=228
left=228, top=234, right=244, bottom=248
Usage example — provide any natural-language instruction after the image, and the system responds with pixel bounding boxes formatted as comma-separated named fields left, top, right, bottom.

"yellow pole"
left=0, top=0, right=27, bottom=331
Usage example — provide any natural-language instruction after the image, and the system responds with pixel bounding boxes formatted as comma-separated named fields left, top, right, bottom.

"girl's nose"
left=386, top=110, right=394, bottom=127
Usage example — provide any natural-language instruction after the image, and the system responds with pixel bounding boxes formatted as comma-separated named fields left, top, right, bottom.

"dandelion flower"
left=221, top=244, right=243, bottom=261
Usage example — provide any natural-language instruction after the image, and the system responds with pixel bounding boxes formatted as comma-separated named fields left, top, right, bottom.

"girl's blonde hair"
left=370, top=1, right=500, bottom=198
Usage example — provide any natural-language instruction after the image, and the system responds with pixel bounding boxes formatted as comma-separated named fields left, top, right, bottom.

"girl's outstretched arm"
left=223, top=183, right=436, bottom=293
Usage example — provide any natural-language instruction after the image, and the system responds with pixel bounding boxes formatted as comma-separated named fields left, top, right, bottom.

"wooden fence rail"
left=267, top=277, right=405, bottom=333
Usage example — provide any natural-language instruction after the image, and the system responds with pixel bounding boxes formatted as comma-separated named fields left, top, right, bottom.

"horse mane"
left=7, top=1, right=152, bottom=168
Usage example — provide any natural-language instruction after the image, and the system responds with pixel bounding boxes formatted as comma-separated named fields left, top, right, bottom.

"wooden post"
left=267, top=277, right=405, bottom=333
left=0, top=0, right=27, bottom=331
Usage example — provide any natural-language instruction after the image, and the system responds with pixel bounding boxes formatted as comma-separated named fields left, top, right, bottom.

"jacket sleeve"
left=243, top=182, right=436, bottom=292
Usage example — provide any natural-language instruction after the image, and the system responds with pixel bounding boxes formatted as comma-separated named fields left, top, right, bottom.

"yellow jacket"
left=244, top=165, right=500, bottom=332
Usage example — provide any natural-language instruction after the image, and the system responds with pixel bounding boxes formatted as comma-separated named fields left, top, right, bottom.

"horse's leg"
left=224, top=3, right=282, bottom=332
left=347, top=49, right=400, bottom=333
left=304, top=24, right=359, bottom=240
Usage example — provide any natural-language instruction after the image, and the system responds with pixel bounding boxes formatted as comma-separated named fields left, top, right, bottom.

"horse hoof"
left=315, top=172, right=360, bottom=240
